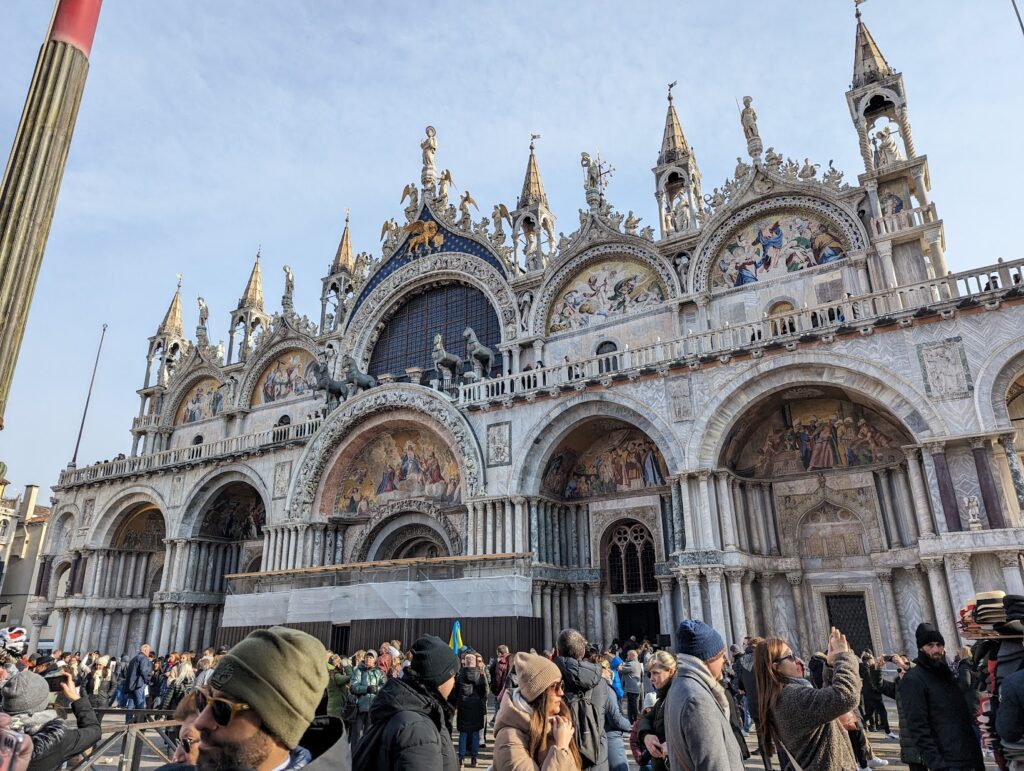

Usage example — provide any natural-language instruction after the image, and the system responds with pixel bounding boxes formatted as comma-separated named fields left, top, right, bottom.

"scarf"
left=675, top=653, right=730, bottom=714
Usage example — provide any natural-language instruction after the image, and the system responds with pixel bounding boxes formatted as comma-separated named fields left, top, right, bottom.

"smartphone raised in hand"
left=0, top=726, right=24, bottom=771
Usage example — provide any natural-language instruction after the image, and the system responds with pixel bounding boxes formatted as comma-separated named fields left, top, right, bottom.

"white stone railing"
left=131, top=414, right=159, bottom=430
left=871, top=202, right=938, bottom=238
left=458, top=257, right=1024, bottom=406
left=57, top=417, right=323, bottom=488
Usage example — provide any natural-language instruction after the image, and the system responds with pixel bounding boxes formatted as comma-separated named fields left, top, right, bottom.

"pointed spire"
left=852, top=3, right=893, bottom=88
left=659, top=81, right=691, bottom=166
left=517, top=134, right=548, bottom=209
left=332, top=210, right=354, bottom=273
left=238, top=248, right=264, bottom=311
left=157, top=274, right=185, bottom=338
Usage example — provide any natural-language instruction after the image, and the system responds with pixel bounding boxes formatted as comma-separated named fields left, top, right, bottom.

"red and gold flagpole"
left=0, top=0, right=103, bottom=429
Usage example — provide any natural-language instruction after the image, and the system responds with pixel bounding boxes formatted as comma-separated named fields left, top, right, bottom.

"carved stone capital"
left=702, top=567, right=723, bottom=582
left=969, top=437, right=987, bottom=451
left=876, top=569, right=893, bottom=584
left=998, top=433, right=1018, bottom=450
left=921, top=557, right=944, bottom=573
left=948, top=553, right=972, bottom=571
left=740, top=570, right=755, bottom=585
left=697, top=470, right=712, bottom=482
left=997, top=551, right=1022, bottom=569
left=785, top=572, right=803, bottom=586
left=759, top=571, right=776, bottom=583
left=923, top=441, right=946, bottom=455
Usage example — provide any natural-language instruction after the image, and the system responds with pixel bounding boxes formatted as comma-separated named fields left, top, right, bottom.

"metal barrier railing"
left=72, top=709, right=177, bottom=771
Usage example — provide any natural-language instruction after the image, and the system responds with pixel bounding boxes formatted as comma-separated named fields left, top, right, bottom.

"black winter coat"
left=871, top=666, right=922, bottom=766
left=997, top=668, right=1024, bottom=744
left=454, top=667, right=487, bottom=733
left=353, top=674, right=457, bottom=771
left=553, top=655, right=609, bottom=771
left=27, top=697, right=101, bottom=771
left=901, top=655, right=984, bottom=771
left=636, top=682, right=671, bottom=771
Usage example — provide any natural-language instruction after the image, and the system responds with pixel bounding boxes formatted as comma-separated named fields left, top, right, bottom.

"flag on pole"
left=449, top=620, right=464, bottom=653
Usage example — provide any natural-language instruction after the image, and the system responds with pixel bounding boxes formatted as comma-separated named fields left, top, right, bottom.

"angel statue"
left=283, top=265, right=294, bottom=296
left=400, top=183, right=419, bottom=210
left=492, top=203, right=511, bottom=240
left=197, top=296, right=209, bottom=327
left=798, top=158, right=820, bottom=181
left=624, top=210, right=641, bottom=235
left=458, top=190, right=478, bottom=228
left=379, top=218, right=399, bottom=242
left=420, top=126, right=437, bottom=185
left=581, top=152, right=600, bottom=195
left=437, top=169, right=454, bottom=202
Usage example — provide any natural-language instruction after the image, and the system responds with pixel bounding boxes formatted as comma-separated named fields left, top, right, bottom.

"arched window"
left=768, top=300, right=797, bottom=336
left=275, top=415, right=291, bottom=427
left=606, top=522, right=656, bottom=595
left=596, top=341, right=619, bottom=374
left=368, top=284, right=501, bottom=380
left=191, top=435, right=204, bottom=445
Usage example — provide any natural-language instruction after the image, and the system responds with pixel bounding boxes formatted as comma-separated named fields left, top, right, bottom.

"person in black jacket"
left=353, top=634, right=459, bottom=771
left=553, top=628, right=609, bottom=771
left=901, top=622, right=984, bottom=771
left=996, top=668, right=1024, bottom=745
left=454, top=653, right=487, bottom=766
left=1, top=670, right=100, bottom=771
left=123, top=643, right=152, bottom=722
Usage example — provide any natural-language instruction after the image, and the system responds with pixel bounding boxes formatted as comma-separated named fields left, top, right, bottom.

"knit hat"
left=676, top=619, right=726, bottom=662
left=409, top=635, right=459, bottom=688
left=210, top=626, right=327, bottom=748
left=1, top=671, right=49, bottom=716
left=512, top=651, right=562, bottom=702
left=915, top=622, right=945, bottom=649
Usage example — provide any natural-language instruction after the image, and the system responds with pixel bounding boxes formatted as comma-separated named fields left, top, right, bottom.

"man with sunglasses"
left=193, top=626, right=329, bottom=771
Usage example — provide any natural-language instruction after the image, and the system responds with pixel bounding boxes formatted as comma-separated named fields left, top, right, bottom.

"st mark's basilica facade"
left=25, top=14, right=1024, bottom=658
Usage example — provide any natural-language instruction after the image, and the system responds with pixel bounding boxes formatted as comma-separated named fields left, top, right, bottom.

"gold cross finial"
left=345, top=208, right=350, bottom=224
left=855, top=0, right=866, bottom=19
left=530, top=133, right=540, bottom=151
left=176, top=273, right=182, bottom=289
left=668, top=81, right=677, bottom=103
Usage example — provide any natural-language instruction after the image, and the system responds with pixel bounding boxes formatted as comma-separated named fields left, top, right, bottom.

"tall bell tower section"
left=653, top=83, right=702, bottom=240
left=846, top=5, right=946, bottom=287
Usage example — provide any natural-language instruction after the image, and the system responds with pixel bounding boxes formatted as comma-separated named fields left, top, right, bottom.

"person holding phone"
left=0, top=670, right=99, bottom=771
left=754, top=627, right=861, bottom=770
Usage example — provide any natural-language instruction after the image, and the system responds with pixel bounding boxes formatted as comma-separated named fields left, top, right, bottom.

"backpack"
left=565, top=685, right=602, bottom=768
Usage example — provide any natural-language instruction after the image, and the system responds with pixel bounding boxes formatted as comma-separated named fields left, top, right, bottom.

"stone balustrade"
left=57, top=416, right=323, bottom=488
left=871, top=201, right=938, bottom=238
left=131, top=414, right=160, bottom=430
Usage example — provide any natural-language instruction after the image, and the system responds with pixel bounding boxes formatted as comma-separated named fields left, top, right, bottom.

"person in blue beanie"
left=663, top=619, right=743, bottom=771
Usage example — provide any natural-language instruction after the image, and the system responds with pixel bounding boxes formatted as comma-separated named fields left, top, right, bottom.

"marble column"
left=485, top=501, right=496, bottom=555
left=717, top=474, right=738, bottom=550
left=892, top=463, right=919, bottom=541
left=203, top=606, right=219, bottom=649
left=669, top=481, right=682, bottom=553
left=189, top=607, right=205, bottom=652
left=760, top=484, right=779, bottom=554
left=878, top=468, right=904, bottom=547
left=576, top=506, right=588, bottom=567
left=657, top=578, right=675, bottom=643
left=116, top=610, right=132, bottom=657
left=146, top=605, right=162, bottom=648
left=704, top=568, right=727, bottom=638
left=927, top=443, right=962, bottom=532
left=505, top=500, right=516, bottom=556
left=697, top=472, right=715, bottom=549
left=754, top=484, right=772, bottom=555
left=685, top=570, right=703, bottom=622
left=63, top=610, right=80, bottom=651
left=529, top=500, right=539, bottom=562
left=567, top=506, right=578, bottom=567
left=725, top=569, right=747, bottom=643
left=757, top=569, right=770, bottom=634
left=675, top=573, right=691, bottom=618
left=741, top=484, right=762, bottom=555
left=158, top=604, right=174, bottom=654
left=52, top=610, right=67, bottom=650
left=124, top=552, right=139, bottom=597
left=876, top=570, right=904, bottom=653
left=971, top=439, right=1006, bottom=529
left=740, top=572, right=757, bottom=638
left=79, top=610, right=97, bottom=651
left=679, top=476, right=696, bottom=551
left=903, top=448, right=936, bottom=536
left=173, top=605, right=190, bottom=651
left=586, top=583, right=601, bottom=644
left=922, top=558, right=960, bottom=648
left=97, top=609, right=114, bottom=651
left=560, top=586, right=570, bottom=632
left=573, top=585, right=585, bottom=631
left=946, top=553, right=976, bottom=612
left=998, top=434, right=1024, bottom=516
left=786, top=573, right=810, bottom=657
left=998, top=552, right=1024, bottom=596
left=531, top=582, right=542, bottom=617
left=541, top=584, right=553, bottom=650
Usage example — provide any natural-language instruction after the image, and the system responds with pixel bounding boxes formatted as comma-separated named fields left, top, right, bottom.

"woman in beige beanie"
left=493, top=652, right=581, bottom=771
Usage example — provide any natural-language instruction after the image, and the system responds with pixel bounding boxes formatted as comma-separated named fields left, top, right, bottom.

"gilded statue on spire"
left=421, top=126, right=437, bottom=188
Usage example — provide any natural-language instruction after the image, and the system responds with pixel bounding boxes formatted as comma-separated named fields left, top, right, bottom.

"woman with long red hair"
left=753, top=627, right=861, bottom=770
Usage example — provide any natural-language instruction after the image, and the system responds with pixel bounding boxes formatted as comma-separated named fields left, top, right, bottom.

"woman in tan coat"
left=493, top=652, right=582, bottom=771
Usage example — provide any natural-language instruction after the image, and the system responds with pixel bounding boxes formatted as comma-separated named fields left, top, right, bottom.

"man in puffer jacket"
left=2, top=670, right=100, bottom=771
left=352, top=635, right=459, bottom=771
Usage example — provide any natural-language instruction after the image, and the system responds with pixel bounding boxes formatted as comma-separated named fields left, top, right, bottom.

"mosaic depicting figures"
left=176, top=378, right=226, bottom=424
left=729, top=396, right=908, bottom=478
left=251, top=350, right=318, bottom=406
left=547, top=260, right=666, bottom=333
left=333, top=429, right=461, bottom=515
left=711, top=211, right=847, bottom=290
left=199, top=484, right=266, bottom=540
left=542, top=428, right=667, bottom=499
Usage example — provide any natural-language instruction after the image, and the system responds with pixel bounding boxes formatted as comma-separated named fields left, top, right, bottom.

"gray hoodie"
left=664, top=654, right=743, bottom=771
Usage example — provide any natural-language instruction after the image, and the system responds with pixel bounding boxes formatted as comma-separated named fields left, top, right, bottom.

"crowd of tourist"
left=0, top=612, right=1016, bottom=771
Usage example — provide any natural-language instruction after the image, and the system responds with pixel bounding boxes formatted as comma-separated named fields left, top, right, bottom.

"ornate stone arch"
left=973, top=340, right=1024, bottom=429
left=533, top=242, right=679, bottom=337
left=689, top=194, right=868, bottom=296
left=655, top=165, right=695, bottom=197
left=286, top=384, right=485, bottom=520
left=855, top=86, right=906, bottom=119
left=689, top=353, right=945, bottom=468
left=47, top=507, right=78, bottom=556
left=349, top=499, right=462, bottom=562
left=89, top=486, right=170, bottom=548
left=237, top=338, right=320, bottom=411
left=784, top=494, right=884, bottom=559
left=176, top=464, right=271, bottom=539
left=160, top=366, right=226, bottom=427
left=512, top=392, right=684, bottom=496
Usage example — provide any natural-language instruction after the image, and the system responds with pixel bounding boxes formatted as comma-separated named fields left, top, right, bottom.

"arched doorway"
left=603, top=520, right=659, bottom=642
left=374, top=522, right=451, bottom=561
left=173, top=481, right=266, bottom=653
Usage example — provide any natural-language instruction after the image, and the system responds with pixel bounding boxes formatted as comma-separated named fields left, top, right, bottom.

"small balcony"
left=871, top=202, right=938, bottom=239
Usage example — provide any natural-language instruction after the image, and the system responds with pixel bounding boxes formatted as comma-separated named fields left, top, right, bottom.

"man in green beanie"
left=194, top=626, right=331, bottom=771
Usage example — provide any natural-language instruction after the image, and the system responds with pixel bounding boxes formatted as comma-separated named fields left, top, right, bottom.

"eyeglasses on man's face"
left=195, top=686, right=252, bottom=727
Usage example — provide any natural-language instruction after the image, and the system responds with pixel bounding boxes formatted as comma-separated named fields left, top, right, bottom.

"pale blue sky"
left=1, top=1, right=1021, bottom=497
